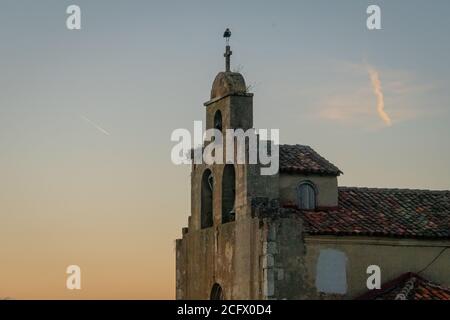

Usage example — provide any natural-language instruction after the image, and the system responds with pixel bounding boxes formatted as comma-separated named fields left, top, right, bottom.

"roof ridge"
left=279, top=143, right=309, bottom=148
left=339, top=186, right=450, bottom=194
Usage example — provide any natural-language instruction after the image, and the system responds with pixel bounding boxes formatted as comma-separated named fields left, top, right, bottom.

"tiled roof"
left=302, top=187, right=450, bottom=239
left=356, top=272, right=450, bottom=300
left=279, top=144, right=342, bottom=176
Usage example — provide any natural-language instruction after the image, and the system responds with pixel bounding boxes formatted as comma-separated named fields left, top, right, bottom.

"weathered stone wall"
left=179, top=159, right=279, bottom=299
left=205, top=95, right=253, bottom=131
left=258, top=216, right=307, bottom=300
left=179, top=112, right=280, bottom=299
left=176, top=216, right=264, bottom=299
left=190, top=162, right=276, bottom=231
left=190, top=163, right=227, bottom=231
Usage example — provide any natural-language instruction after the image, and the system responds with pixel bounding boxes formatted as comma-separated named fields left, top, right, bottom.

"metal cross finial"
left=223, top=28, right=232, bottom=72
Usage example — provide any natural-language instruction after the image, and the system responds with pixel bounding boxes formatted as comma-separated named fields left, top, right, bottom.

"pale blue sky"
left=0, top=0, right=449, bottom=298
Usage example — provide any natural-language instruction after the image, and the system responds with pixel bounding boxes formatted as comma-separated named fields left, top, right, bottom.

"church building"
left=175, top=34, right=450, bottom=300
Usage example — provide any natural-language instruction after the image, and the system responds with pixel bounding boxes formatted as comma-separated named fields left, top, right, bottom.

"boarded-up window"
left=315, top=249, right=347, bottom=295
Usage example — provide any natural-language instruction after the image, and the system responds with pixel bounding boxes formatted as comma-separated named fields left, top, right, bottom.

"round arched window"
left=297, top=182, right=316, bottom=210
left=214, top=110, right=222, bottom=131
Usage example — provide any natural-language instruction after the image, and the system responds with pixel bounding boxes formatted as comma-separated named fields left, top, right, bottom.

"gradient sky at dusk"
left=1, top=0, right=449, bottom=299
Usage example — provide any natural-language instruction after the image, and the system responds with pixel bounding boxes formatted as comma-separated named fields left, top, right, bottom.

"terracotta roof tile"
left=279, top=144, right=342, bottom=176
left=356, top=272, right=450, bottom=300
left=301, top=187, right=450, bottom=239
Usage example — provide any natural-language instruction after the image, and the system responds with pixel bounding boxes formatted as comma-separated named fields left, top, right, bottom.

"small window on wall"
left=214, top=110, right=222, bottom=132
left=297, top=182, right=316, bottom=210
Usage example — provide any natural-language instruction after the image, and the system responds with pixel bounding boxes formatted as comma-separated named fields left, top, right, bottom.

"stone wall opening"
left=222, top=164, right=236, bottom=224
left=210, top=283, right=224, bottom=300
left=214, top=110, right=223, bottom=132
left=201, top=169, right=214, bottom=229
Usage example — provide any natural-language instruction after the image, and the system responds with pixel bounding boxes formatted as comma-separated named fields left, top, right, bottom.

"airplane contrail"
left=367, top=66, right=392, bottom=126
left=80, top=115, right=111, bottom=136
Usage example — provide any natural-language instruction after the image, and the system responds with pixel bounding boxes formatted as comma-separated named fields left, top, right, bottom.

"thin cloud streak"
left=367, top=66, right=392, bottom=126
left=80, top=115, right=111, bottom=136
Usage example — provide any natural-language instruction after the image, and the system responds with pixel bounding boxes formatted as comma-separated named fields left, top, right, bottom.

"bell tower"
left=176, top=30, right=279, bottom=300
left=204, top=30, right=253, bottom=132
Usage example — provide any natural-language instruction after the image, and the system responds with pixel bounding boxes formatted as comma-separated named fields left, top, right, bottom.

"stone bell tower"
left=176, top=30, right=279, bottom=300
left=204, top=45, right=253, bottom=133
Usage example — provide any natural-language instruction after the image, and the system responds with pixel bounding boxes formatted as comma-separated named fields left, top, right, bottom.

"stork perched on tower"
left=223, top=28, right=231, bottom=44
